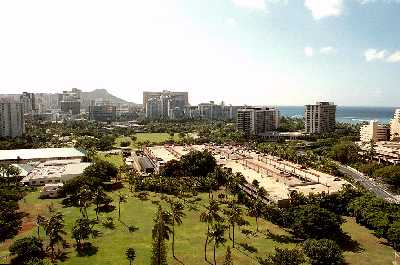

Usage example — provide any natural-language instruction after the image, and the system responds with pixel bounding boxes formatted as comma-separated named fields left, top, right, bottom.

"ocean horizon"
left=278, top=106, right=399, bottom=124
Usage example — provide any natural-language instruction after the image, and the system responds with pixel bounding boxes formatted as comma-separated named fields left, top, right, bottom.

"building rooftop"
left=21, top=160, right=90, bottom=183
left=0, top=148, right=86, bottom=161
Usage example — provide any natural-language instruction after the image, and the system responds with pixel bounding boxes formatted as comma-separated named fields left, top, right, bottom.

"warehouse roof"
left=0, top=148, right=86, bottom=161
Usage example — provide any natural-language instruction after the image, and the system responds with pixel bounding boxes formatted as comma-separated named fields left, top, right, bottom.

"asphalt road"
left=337, top=163, right=399, bottom=203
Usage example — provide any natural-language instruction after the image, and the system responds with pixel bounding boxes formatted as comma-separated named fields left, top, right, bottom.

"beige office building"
left=304, top=102, right=336, bottom=134
left=391, top=109, right=400, bottom=141
left=360, top=120, right=389, bottom=142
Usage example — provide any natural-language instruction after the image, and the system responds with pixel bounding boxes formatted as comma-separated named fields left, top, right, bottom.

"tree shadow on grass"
left=55, top=250, right=70, bottom=262
left=76, top=242, right=98, bottom=257
left=335, top=233, right=364, bottom=253
left=173, top=256, right=186, bottom=265
left=263, top=230, right=301, bottom=244
left=233, top=244, right=258, bottom=261
left=98, top=204, right=115, bottom=213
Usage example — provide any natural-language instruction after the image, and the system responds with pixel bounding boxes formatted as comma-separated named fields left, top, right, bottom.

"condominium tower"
left=237, top=107, right=280, bottom=136
left=360, top=120, right=389, bottom=142
left=304, top=102, right=336, bottom=134
left=0, top=100, right=25, bottom=138
left=390, top=109, right=400, bottom=141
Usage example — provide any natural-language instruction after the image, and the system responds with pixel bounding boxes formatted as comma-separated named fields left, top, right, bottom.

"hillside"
left=80, top=89, right=134, bottom=109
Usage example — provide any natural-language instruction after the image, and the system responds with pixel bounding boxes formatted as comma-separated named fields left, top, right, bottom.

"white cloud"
left=320, top=46, right=337, bottom=55
left=232, top=0, right=267, bottom=10
left=364, top=49, right=388, bottom=62
left=304, top=47, right=314, bottom=57
left=357, top=0, right=400, bottom=4
left=225, top=17, right=237, bottom=27
left=304, top=0, right=344, bottom=19
left=387, top=51, right=400, bottom=63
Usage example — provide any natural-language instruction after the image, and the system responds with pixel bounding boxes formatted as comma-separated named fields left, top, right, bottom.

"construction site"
left=128, top=144, right=350, bottom=206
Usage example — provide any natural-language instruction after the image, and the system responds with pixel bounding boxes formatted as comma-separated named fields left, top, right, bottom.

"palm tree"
left=200, top=199, right=223, bottom=262
left=78, top=185, right=93, bottom=218
left=126, top=247, right=136, bottom=265
left=247, top=185, right=266, bottom=233
left=208, top=222, right=227, bottom=265
left=93, top=187, right=105, bottom=220
left=223, top=246, right=233, bottom=265
left=43, top=211, right=66, bottom=260
left=128, top=169, right=139, bottom=192
left=71, top=218, right=99, bottom=250
left=225, top=202, right=246, bottom=248
left=36, top=215, right=47, bottom=239
left=118, top=193, right=127, bottom=220
left=151, top=206, right=172, bottom=265
left=168, top=199, right=185, bottom=258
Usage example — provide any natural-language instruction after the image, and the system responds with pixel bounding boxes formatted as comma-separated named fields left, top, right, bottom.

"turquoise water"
left=279, top=106, right=399, bottom=124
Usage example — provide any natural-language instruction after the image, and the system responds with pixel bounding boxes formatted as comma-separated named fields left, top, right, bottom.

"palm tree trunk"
left=204, top=224, right=209, bottom=261
left=213, top=243, right=216, bottom=265
left=232, top=223, right=235, bottom=248
left=256, top=216, right=259, bottom=232
left=172, top=222, right=175, bottom=258
left=119, top=202, right=121, bottom=220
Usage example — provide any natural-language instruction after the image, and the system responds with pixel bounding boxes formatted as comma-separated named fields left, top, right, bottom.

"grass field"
left=97, top=153, right=125, bottom=168
left=115, top=133, right=181, bottom=148
left=0, top=187, right=395, bottom=265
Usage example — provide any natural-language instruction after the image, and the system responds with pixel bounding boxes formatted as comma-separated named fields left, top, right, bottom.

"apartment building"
left=360, top=120, right=390, bottom=142
left=391, top=109, right=400, bottom=141
left=0, top=100, right=25, bottom=138
left=20, top=92, right=36, bottom=114
left=305, top=102, right=336, bottom=134
left=237, top=107, right=280, bottom=136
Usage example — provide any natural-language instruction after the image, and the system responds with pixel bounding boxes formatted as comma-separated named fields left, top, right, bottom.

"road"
left=337, top=163, right=399, bottom=203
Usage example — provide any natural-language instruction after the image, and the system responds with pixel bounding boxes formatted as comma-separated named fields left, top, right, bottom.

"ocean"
left=278, top=106, right=399, bottom=124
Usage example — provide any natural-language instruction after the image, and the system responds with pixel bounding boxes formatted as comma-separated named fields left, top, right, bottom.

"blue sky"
left=0, top=0, right=399, bottom=106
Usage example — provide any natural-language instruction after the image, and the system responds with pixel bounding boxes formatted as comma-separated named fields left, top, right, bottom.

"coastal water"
left=279, top=106, right=399, bottom=124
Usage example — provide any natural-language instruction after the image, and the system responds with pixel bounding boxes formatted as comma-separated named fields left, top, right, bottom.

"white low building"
left=21, top=159, right=91, bottom=186
left=0, top=147, right=86, bottom=163
left=40, top=183, right=64, bottom=198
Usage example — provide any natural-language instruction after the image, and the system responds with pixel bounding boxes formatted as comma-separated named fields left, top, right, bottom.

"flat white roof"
left=0, top=148, right=86, bottom=161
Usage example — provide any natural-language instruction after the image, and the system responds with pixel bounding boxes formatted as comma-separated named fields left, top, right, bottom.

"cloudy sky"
left=0, top=0, right=399, bottom=106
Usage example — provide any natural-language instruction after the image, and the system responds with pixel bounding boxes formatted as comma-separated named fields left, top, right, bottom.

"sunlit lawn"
left=115, top=133, right=181, bottom=148
left=0, top=188, right=396, bottom=265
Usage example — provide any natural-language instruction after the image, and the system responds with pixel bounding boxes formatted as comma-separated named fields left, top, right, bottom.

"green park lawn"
left=0, top=187, right=395, bottom=265
left=115, top=133, right=181, bottom=148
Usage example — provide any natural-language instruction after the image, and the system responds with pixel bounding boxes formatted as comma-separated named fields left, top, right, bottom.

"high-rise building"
left=59, top=88, right=81, bottom=115
left=0, top=100, right=25, bottom=138
left=390, top=109, right=400, bottom=141
left=143, top=90, right=188, bottom=119
left=145, top=97, right=162, bottom=119
left=198, top=101, right=223, bottom=120
left=88, top=100, right=117, bottom=122
left=304, top=102, right=336, bottom=134
left=237, top=107, right=280, bottom=136
left=360, top=120, right=390, bottom=142
left=19, top=92, right=36, bottom=114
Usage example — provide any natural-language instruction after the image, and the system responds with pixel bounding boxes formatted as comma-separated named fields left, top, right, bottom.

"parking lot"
left=146, top=144, right=350, bottom=203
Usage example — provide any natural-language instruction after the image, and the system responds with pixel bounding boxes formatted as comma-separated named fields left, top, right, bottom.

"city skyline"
left=0, top=0, right=400, bottom=106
